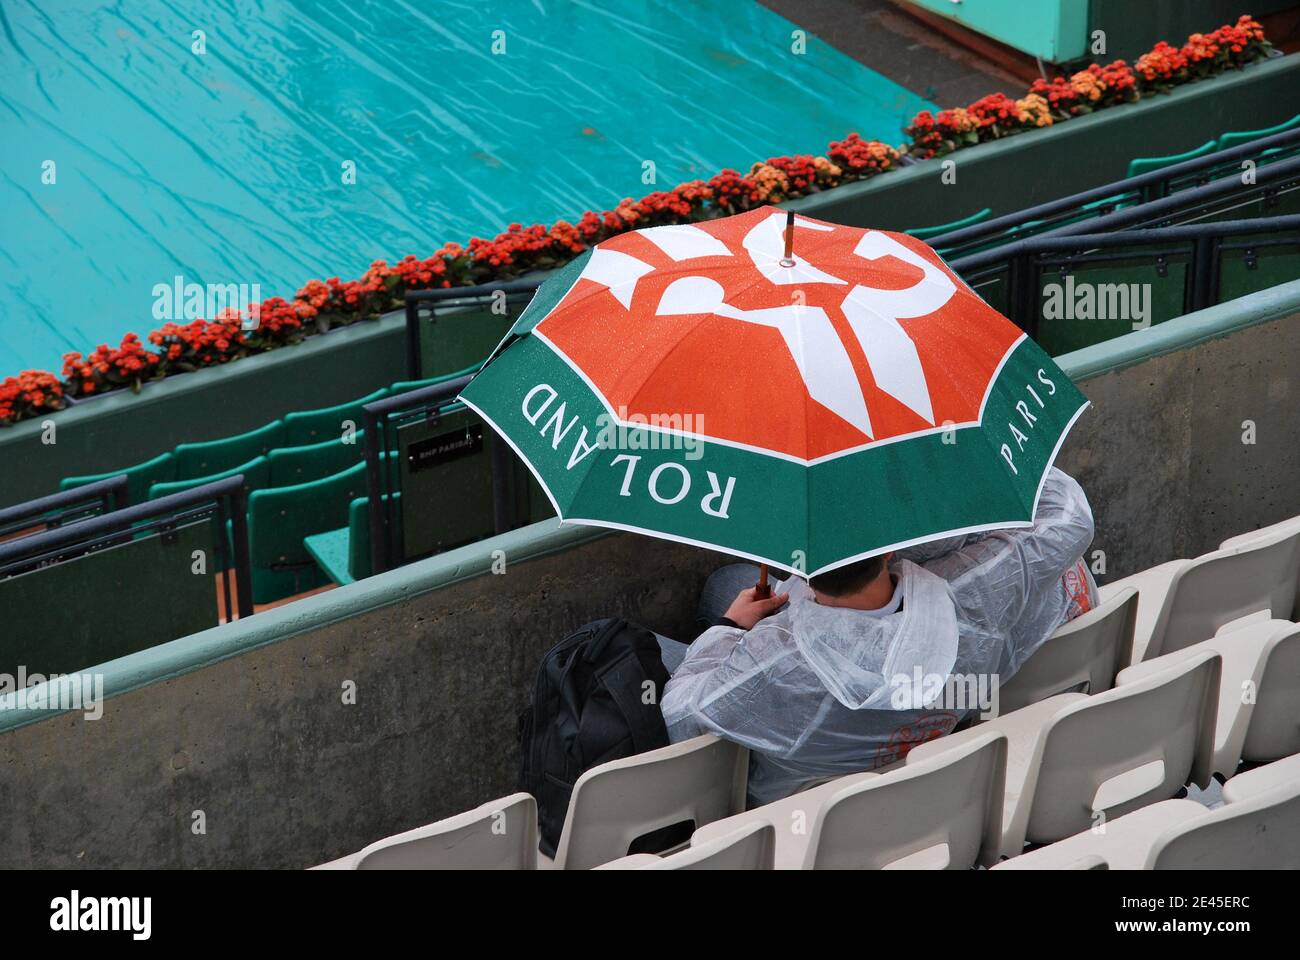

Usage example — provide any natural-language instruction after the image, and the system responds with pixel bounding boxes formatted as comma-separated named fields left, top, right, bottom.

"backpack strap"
left=595, top=645, right=667, bottom=755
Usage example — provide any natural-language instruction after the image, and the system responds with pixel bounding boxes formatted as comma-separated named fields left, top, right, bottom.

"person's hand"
left=723, top=587, right=789, bottom=631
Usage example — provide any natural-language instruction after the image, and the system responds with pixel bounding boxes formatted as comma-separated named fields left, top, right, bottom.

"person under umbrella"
left=460, top=205, right=1099, bottom=806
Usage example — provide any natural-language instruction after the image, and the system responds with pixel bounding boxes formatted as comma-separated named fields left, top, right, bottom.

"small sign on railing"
left=406, top=424, right=484, bottom=473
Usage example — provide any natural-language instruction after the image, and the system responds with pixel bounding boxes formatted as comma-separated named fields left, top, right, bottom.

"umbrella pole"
left=755, top=213, right=793, bottom=602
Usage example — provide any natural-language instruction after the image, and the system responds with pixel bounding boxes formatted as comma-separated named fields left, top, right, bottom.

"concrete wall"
left=2, top=280, right=1297, bottom=869
left=1054, top=281, right=1300, bottom=575
left=0, top=524, right=715, bottom=869
left=4, top=54, right=1297, bottom=509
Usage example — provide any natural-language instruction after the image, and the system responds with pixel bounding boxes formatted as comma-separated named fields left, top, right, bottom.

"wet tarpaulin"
left=0, top=0, right=933, bottom=372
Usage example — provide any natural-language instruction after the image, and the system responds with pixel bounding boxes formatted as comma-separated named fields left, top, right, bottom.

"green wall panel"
left=0, top=521, right=217, bottom=678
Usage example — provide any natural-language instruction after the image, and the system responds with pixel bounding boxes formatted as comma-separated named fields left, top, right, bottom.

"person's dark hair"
left=809, top=554, right=888, bottom=597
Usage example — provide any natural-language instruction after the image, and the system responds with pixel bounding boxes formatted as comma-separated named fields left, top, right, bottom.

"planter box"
left=0, top=312, right=408, bottom=506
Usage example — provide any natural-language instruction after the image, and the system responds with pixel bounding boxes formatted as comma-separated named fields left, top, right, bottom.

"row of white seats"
left=1099, top=513, right=1300, bottom=663
left=994, top=752, right=1300, bottom=869
left=313, top=513, right=1300, bottom=870
left=314, top=734, right=1300, bottom=871
left=314, top=611, right=1297, bottom=869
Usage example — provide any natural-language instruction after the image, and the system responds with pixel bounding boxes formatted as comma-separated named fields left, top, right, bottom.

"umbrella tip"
left=781, top=210, right=796, bottom=266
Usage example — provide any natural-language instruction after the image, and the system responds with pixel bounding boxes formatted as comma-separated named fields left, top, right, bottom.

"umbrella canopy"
left=459, top=205, right=1088, bottom=578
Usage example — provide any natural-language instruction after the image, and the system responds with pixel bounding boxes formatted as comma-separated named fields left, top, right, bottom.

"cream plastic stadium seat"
left=682, top=769, right=880, bottom=870
left=1096, top=559, right=1188, bottom=652
left=995, top=587, right=1137, bottom=715
left=801, top=730, right=1006, bottom=870
left=1099, top=526, right=1300, bottom=662
left=689, top=731, right=1005, bottom=870
left=591, top=854, right=661, bottom=869
left=1221, top=752, right=1300, bottom=804
left=1070, top=854, right=1108, bottom=870
left=548, top=734, right=748, bottom=870
left=997, top=782, right=1300, bottom=869
left=1146, top=778, right=1300, bottom=868
left=909, top=651, right=1219, bottom=859
left=595, top=822, right=776, bottom=870
left=311, top=793, right=538, bottom=869
left=1220, top=513, right=1300, bottom=554
left=1115, top=621, right=1300, bottom=778
left=1221, top=514, right=1300, bottom=618
left=990, top=800, right=1205, bottom=870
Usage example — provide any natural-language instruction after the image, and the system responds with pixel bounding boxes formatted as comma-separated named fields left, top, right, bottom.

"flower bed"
left=0, top=16, right=1272, bottom=425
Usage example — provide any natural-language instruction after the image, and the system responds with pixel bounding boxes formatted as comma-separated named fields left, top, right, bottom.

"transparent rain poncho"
left=661, top=468, right=1098, bottom=807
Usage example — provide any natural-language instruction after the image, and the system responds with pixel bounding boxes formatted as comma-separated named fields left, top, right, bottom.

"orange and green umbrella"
left=459, top=206, right=1087, bottom=579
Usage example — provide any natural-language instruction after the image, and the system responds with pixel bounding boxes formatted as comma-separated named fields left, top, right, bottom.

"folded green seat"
left=267, top=432, right=366, bottom=487
left=148, top=455, right=271, bottom=500
left=904, top=207, right=992, bottom=241
left=283, top=388, right=388, bottom=447
left=246, top=460, right=369, bottom=604
left=246, top=452, right=398, bottom=603
left=303, top=492, right=401, bottom=587
left=173, top=420, right=285, bottom=481
left=1216, top=113, right=1300, bottom=152
left=1126, top=140, right=1217, bottom=178
left=60, top=451, right=177, bottom=506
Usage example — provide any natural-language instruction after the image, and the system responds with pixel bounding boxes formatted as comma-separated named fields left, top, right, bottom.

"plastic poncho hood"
left=786, top=560, right=960, bottom=711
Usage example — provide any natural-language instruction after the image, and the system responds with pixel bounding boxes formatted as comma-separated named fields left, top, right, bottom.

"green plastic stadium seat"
left=1008, top=193, right=1132, bottom=241
left=1081, top=193, right=1129, bottom=214
left=346, top=496, right=373, bottom=582
left=174, top=420, right=285, bottom=481
left=148, top=455, right=271, bottom=500
left=348, top=492, right=403, bottom=581
left=283, top=388, right=389, bottom=447
left=1126, top=140, right=1217, bottom=178
left=904, top=208, right=992, bottom=241
left=389, top=362, right=482, bottom=396
left=389, top=377, right=439, bottom=394
left=1216, top=113, right=1300, bottom=152
left=303, top=526, right=353, bottom=586
left=304, top=491, right=403, bottom=587
left=60, top=451, right=176, bottom=507
left=246, top=460, right=369, bottom=604
left=268, top=433, right=365, bottom=487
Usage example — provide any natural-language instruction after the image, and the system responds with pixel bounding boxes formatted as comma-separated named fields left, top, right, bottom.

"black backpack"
left=518, top=618, right=671, bottom=857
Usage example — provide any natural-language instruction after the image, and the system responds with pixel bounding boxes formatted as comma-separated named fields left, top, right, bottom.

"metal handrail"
left=932, top=124, right=1300, bottom=251
left=0, top=475, right=253, bottom=619
left=952, top=214, right=1300, bottom=335
left=0, top=474, right=130, bottom=537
